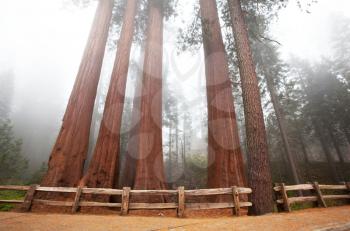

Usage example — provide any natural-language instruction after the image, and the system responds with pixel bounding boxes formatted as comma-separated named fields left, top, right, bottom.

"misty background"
left=0, top=0, right=349, bottom=183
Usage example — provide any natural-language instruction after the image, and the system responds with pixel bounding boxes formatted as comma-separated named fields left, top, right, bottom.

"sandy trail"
left=0, top=206, right=349, bottom=231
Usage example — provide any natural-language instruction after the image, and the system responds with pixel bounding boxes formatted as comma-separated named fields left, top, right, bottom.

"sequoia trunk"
left=199, top=0, right=246, bottom=189
left=133, top=0, right=167, bottom=191
left=80, top=0, right=139, bottom=189
left=228, top=0, right=274, bottom=215
left=42, top=0, right=113, bottom=187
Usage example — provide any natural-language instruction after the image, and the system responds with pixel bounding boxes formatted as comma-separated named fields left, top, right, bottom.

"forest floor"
left=0, top=205, right=350, bottom=231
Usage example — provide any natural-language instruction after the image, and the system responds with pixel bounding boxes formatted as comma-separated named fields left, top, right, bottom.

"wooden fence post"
left=177, top=186, right=185, bottom=218
left=313, top=182, right=327, bottom=208
left=345, top=182, right=350, bottom=204
left=21, top=184, right=38, bottom=212
left=345, top=182, right=350, bottom=192
left=121, top=187, right=130, bottom=216
left=71, top=186, right=83, bottom=213
left=280, top=183, right=291, bottom=212
left=274, top=183, right=284, bottom=212
left=232, top=186, right=240, bottom=216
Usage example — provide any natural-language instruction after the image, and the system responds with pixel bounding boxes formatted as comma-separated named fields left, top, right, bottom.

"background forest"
left=0, top=0, right=349, bottom=193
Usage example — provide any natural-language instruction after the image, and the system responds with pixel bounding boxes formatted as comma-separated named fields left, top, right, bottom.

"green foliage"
left=109, top=0, right=178, bottom=48
left=289, top=58, right=350, bottom=143
left=0, top=121, right=28, bottom=184
left=182, top=153, right=207, bottom=188
left=291, top=202, right=314, bottom=211
left=0, top=190, right=25, bottom=211
left=0, top=204, right=13, bottom=211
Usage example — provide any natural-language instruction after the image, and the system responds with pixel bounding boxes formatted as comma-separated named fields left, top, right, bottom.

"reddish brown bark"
left=80, top=0, right=139, bottom=189
left=199, top=0, right=246, bottom=189
left=228, top=0, right=274, bottom=215
left=133, top=0, right=167, bottom=192
left=42, top=0, right=113, bottom=187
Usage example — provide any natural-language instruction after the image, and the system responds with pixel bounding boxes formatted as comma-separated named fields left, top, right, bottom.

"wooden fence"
left=0, top=185, right=252, bottom=217
left=274, top=182, right=350, bottom=212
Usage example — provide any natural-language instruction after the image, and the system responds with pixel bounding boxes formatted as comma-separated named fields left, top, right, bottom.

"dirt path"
left=0, top=206, right=350, bottom=231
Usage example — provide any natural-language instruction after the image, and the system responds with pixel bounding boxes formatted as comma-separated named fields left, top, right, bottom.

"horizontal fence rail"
left=0, top=185, right=252, bottom=217
left=274, top=182, right=350, bottom=212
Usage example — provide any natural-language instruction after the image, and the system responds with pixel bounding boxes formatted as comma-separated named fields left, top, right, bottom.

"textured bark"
left=133, top=0, right=167, bottom=192
left=199, top=0, right=247, bottom=190
left=42, top=0, right=113, bottom=187
left=264, top=70, right=301, bottom=185
left=80, top=0, right=139, bottom=189
left=228, top=0, right=274, bottom=215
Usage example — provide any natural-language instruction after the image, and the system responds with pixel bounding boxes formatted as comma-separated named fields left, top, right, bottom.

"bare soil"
left=0, top=206, right=350, bottom=231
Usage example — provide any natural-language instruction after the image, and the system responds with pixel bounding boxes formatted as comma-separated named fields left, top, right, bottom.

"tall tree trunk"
left=80, top=0, right=139, bottom=189
left=228, top=0, right=274, bottom=215
left=313, top=119, right=341, bottom=183
left=42, top=0, right=113, bottom=187
left=133, top=0, right=167, bottom=192
left=119, top=63, right=143, bottom=188
left=264, top=69, right=301, bottom=185
left=199, top=0, right=247, bottom=190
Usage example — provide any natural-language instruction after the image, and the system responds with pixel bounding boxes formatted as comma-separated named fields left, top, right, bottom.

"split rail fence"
left=274, top=182, right=350, bottom=212
left=0, top=185, right=252, bottom=217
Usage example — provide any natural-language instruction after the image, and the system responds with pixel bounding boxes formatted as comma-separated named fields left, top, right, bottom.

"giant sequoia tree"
left=228, top=0, right=274, bottom=215
left=80, top=0, right=139, bottom=189
left=199, top=0, right=246, bottom=189
left=42, top=0, right=114, bottom=187
left=133, top=0, right=167, bottom=191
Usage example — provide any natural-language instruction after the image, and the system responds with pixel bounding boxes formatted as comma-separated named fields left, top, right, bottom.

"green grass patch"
left=291, top=201, right=314, bottom=211
left=0, top=190, right=26, bottom=211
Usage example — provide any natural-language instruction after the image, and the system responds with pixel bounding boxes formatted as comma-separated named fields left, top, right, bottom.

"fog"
left=0, top=0, right=349, bottom=181
left=271, top=0, right=350, bottom=61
